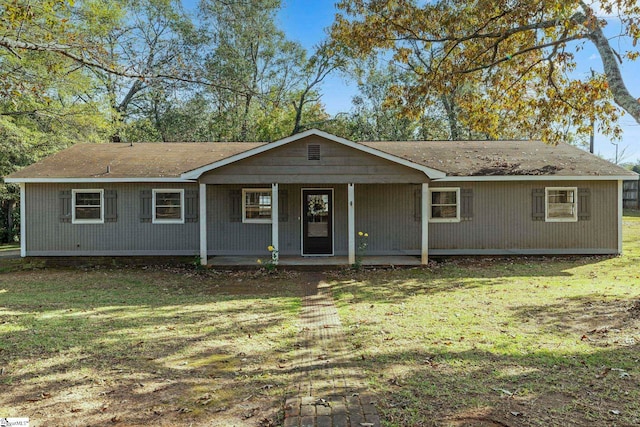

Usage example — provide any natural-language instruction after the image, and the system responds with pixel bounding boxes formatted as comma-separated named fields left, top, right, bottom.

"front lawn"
left=330, top=212, right=640, bottom=426
left=0, top=268, right=302, bottom=426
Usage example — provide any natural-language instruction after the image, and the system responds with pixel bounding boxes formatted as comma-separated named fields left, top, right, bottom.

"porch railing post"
left=272, top=183, right=279, bottom=263
left=199, top=183, right=207, bottom=265
left=348, top=183, right=355, bottom=265
left=421, top=182, right=429, bottom=265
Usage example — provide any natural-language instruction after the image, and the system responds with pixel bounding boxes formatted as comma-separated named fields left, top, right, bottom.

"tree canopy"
left=332, top=0, right=640, bottom=143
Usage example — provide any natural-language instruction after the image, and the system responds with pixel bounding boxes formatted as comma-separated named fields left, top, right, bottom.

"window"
left=153, top=189, right=184, bottom=223
left=429, top=188, right=460, bottom=222
left=72, top=189, right=104, bottom=224
left=243, top=189, right=272, bottom=223
left=546, top=187, right=577, bottom=222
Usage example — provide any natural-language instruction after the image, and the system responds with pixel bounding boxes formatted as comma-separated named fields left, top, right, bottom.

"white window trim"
left=428, top=187, right=460, bottom=223
left=72, top=189, right=104, bottom=224
left=242, top=188, right=272, bottom=224
left=545, top=187, right=578, bottom=222
left=152, top=189, right=185, bottom=224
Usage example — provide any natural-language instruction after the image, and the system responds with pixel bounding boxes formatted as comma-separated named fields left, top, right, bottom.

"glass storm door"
left=302, top=189, right=333, bottom=255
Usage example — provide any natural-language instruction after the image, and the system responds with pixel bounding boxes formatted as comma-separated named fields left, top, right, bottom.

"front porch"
left=206, top=255, right=422, bottom=268
left=198, top=182, right=431, bottom=267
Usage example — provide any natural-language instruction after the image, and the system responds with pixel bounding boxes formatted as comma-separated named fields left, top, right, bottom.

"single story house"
left=4, top=129, right=637, bottom=265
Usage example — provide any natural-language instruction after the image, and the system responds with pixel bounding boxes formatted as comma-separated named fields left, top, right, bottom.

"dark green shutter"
left=461, top=188, right=473, bottom=220
left=140, top=190, right=152, bottom=222
left=414, top=188, right=421, bottom=221
left=185, top=189, right=199, bottom=223
left=104, top=190, right=117, bottom=222
left=578, top=188, right=591, bottom=220
left=532, top=188, right=545, bottom=221
left=278, top=189, right=288, bottom=222
left=59, top=190, right=72, bottom=223
left=229, top=189, right=242, bottom=222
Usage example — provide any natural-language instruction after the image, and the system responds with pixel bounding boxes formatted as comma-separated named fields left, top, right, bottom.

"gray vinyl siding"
left=354, top=184, right=421, bottom=255
left=199, top=136, right=427, bottom=184
left=428, top=181, right=618, bottom=254
left=24, top=183, right=199, bottom=256
left=206, top=184, right=348, bottom=255
left=24, top=180, right=619, bottom=257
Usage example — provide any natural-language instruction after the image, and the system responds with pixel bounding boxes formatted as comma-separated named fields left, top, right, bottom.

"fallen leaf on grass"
left=242, top=407, right=259, bottom=419
left=492, top=388, right=513, bottom=396
left=596, top=367, right=611, bottom=379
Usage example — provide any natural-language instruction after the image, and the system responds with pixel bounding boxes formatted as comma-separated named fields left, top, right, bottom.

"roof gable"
left=181, top=129, right=446, bottom=179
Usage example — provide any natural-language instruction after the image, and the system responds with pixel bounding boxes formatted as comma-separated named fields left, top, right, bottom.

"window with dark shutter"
left=72, top=189, right=104, bottom=223
left=140, top=189, right=152, bottom=222
left=578, top=188, right=591, bottom=220
left=414, top=188, right=421, bottom=221
left=59, top=190, right=72, bottom=223
left=308, top=144, right=320, bottom=161
left=104, top=190, right=117, bottom=222
left=279, top=189, right=289, bottom=222
left=461, top=188, right=473, bottom=220
left=532, top=188, right=545, bottom=221
left=184, top=189, right=199, bottom=222
left=152, top=189, right=184, bottom=223
left=229, top=189, right=242, bottom=222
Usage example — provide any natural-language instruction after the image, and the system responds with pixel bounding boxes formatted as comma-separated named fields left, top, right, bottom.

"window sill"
left=429, top=218, right=461, bottom=223
left=243, top=219, right=273, bottom=224
left=152, top=219, right=185, bottom=224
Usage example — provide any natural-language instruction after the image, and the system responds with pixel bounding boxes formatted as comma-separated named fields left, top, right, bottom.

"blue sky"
left=187, top=0, right=640, bottom=163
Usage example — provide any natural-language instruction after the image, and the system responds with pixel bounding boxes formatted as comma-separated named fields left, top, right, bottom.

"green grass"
left=0, top=268, right=302, bottom=425
left=1, top=213, right=639, bottom=425
left=331, top=213, right=640, bottom=426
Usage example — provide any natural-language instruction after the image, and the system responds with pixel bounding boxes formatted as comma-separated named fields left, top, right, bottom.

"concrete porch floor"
left=206, top=255, right=422, bottom=267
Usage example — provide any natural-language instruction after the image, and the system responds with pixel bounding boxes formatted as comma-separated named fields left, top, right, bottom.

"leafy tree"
left=332, top=0, right=639, bottom=143
left=200, top=0, right=307, bottom=141
left=291, top=40, right=345, bottom=135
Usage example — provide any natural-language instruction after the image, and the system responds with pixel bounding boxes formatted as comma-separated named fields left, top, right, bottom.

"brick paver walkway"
left=283, top=273, right=381, bottom=427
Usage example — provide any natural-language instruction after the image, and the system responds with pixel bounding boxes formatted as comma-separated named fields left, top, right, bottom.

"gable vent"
left=308, top=144, right=321, bottom=161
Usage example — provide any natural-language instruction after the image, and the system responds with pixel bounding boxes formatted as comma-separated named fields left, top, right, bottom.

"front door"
left=302, top=189, right=333, bottom=255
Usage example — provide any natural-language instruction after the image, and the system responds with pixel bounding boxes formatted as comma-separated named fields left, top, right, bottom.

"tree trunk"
left=441, top=94, right=461, bottom=140
left=577, top=11, right=640, bottom=123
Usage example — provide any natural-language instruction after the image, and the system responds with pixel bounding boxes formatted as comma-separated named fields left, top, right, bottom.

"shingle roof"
left=5, top=134, right=636, bottom=181
left=6, top=142, right=266, bottom=179
left=359, top=140, right=636, bottom=177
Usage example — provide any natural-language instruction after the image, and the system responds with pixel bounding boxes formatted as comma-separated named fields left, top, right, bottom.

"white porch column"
left=348, top=183, right=355, bottom=265
left=271, top=183, right=279, bottom=263
left=421, top=182, right=429, bottom=265
left=20, top=183, right=26, bottom=258
left=199, top=183, right=207, bottom=265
